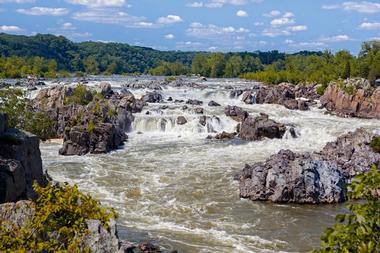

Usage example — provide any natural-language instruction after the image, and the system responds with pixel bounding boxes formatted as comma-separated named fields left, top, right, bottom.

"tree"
left=207, top=53, right=226, bottom=78
left=314, top=166, right=380, bottom=253
left=224, top=55, right=243, bottom=77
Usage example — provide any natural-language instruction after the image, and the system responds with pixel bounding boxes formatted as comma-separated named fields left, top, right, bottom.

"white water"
left=40, top=77, right=380, bottom=253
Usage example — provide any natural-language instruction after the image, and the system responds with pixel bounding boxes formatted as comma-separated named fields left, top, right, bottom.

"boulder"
left=176, top=116, right=188, bottom=125
left=214, top=131, right=236, bottom=140
left=238, top=128, right=380, bottom=204
left=208, top=100, right=221, bottom=107
left=99, top=82, right=114, bottom=98
left=230, top=90, right=244, bottom=98
left=224, top=106, right=248, bottom=122
left=195, top=107, right=204, bottom=114
left=186, top=99, right=203, bottom=106
left=141, top=92, right=163, bottom=103
left=238, top=114, right=286, bottom=141
left=242, top=91, right=255, bottom=104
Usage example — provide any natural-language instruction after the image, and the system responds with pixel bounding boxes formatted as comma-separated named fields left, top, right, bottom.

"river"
left=39, top=77, right=380, bottom=253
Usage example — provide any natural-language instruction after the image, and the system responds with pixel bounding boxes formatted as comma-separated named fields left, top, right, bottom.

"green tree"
left=224, top=55, right=243, bottom=77
left=314, top=166, right=380, bottom=253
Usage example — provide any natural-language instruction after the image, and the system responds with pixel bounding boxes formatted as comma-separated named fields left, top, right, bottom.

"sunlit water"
left=40, top=77, right=380, bottom=253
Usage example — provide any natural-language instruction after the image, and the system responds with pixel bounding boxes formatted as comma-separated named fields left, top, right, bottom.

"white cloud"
left=359, top=22, right=380, bottom=29
left=292, top=41, right=327, bottom=49
left=323, top=1, right=380, bottom=13
left=65, top=0, right=126, bottom=7
left=263, top=10, right=280, bottom=17
left=288, top=25, right=307, bottom=31
left=283, top=12, right=294, bottom=18
left=236, top=10, right=248, bottom=17
left=0, top=25, right=22, bottom=32
left=320, top=35, right=352, bottom=42
left=17, top=7, right=69, bottom=16
left=187, top=22, right=249, bottom=38
left=61, top=22, right=76, bottom=30
left=157, top=15, right=183, bottom=24
left=271, top=17, right=294, bottom=26
left=164, top=34, right=175, bottom=39
left=254, top=22, right=264, bottom=26
left=186, top=1, right=203, bottom=7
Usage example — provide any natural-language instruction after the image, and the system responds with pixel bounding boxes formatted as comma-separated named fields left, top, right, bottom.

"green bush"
left=0, top=88, right=56, bottom=140
left=314, top=166, right=380, bottom=253
left=64, top=84, right=93, bottom=106
left=370, top=136, right=380, bottom=153
left=316, top=84, right=328, bottom=96
left=0, top=182, right=117, bottom=253
left=87, top=121, right=96, bottom=133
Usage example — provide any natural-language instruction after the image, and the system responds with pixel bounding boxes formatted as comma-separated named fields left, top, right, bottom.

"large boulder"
left=0, top=113, right=46, bottom=203
left=238, top=114, right=286, bottom=141
left=321, top=79, right=380, bottom=119
left=141, top=92, right=163, bottom=103
left=238, top=128, right=380, bottom=204
left=224, top=106, right=248, bottom=122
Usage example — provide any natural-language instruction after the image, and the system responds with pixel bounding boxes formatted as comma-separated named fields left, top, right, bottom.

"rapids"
left=40, top=77, right=380, bottom=253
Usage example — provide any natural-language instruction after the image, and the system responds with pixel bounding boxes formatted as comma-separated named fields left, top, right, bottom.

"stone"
left=176, top=116, right=187, bottom=125
left=141, top=92, right=163, bottom=103
left=224, top=106, right=248, bottom=122
left=239, top=114, right=286, bottom=141
left=214, top=131, right=236, bottom=140
left=186, top=99, right=203, bottom=106
left=208, top=100, right=221, bottom=107
left=195, top=107, right=204, bottom=114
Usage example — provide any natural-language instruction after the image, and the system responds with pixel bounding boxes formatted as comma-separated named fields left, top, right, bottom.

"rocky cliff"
left=321, top=78, right=380, bottom=119
left=0, top=113, right=46, bottom=203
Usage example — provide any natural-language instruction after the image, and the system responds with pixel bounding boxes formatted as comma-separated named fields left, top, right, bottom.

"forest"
left=0, top=33, right=379, bottom=86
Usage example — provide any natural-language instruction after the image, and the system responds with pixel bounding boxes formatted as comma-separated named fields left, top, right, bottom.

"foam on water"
left=40, top=77, right=380, bottom=253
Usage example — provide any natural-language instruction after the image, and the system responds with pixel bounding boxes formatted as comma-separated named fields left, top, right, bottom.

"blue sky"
left=0, top=0, right=379, bottom=54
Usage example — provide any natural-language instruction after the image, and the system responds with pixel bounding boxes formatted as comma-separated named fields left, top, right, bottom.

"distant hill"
left=0, top=33, right=322, bottom=74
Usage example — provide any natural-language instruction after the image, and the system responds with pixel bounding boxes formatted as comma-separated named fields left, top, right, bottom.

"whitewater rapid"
left=40, top=77, right=380, bottom=253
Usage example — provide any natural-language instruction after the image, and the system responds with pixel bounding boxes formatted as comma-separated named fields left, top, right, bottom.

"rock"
left=242, top=91, right=256, bottom=104
left=0, top=113, right=46, bottom=203
left=239, top=114, right=286, bottom=141
left=0, top=114, right=7, bottom=134
left=120, top=88, right=133, bottom=96
left=99, top=82, right=112, bottom=97
left=238, top=128, right=380, bottom=204
left=294, top=84, right=319, bottom=100
left=59, top=123, right=126, bottom=156
left=199, top=116, right=207, bottom=126
left=320, top=79, right=380, bottom=119
left=224, top=106, right=248, bottom=122
left=214, top=131, right=236, bottom=140
left=195, top=107, right=204, bottom=114
left=141, top=92, right=163, bottom=103
left=186, top=99, right=203, bottom=106
left=83, top=219, right=120, bottom=253
left=208, top=100, right=221, bottom=107
left=174, top=99, right=184, bottom=103
left=230, top=90, right=244, bottom=98
left=176, top=116, right=188, bottom=125
left=283, top=99, right=299, bottom=110
left=167, top=97, right=173, bottom=101
left=0, top=200, right=35, bottom=230
left=27, top=86, right=37, bottom=91
left=298, top=100, right=309, bottom=111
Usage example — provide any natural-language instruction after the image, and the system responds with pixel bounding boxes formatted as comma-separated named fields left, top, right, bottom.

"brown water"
left=40, top=78, right=380, bottom=253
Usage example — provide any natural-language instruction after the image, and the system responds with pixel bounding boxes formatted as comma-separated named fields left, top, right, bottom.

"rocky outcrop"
left=224, top=106, right=248, bottom=122
left=33, top=85, right=144, bottom=155
left=238, top=128, right=380, bottom=204
left=239, top=113, right=286, bottom=141
left=142, top=92, right=163, bottom=103
left=186, top=99, right=203, bottom=106
left=176, top=116, right=188, bottom=125
left=0, top=113, right=46, bottom=203
left=321, top=78, right=380, bottom=119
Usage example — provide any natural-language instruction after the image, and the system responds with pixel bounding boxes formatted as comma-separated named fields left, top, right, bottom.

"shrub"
left=64, top=84, right=93, bottom=106
left=87, top=121, right=96, bottom=133
left=370, top=136, right=380, bottom=153
left=316, top=84, right=328, bottom=96
left=0, top=182, right=117, bottom=253
left=314, top=165, right=380, bottom=253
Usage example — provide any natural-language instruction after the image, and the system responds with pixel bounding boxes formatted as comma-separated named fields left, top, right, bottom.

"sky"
left=0, top=0, right=380, bottom=54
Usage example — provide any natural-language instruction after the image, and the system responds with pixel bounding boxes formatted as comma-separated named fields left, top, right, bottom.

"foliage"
left=314, top=166, right=380, bottom=253
left=87, top=121, right=96, bottom=133
left=0, top=182, right=117, bottom=253
left=148, top=61, right=189, bottom=76
left=370, top=136, right=380, bottom=153
left=0, top=88, right=55, bottom=140
left=316, top=84, right=328, bottom=96
left=64, top=84, right=93, bottom=106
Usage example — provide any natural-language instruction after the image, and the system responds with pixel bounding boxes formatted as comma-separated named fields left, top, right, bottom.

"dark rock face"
left=320, top=79, right=380, bottom=119
left=224, top=106, right=248, bottom=122
left=214, top=131, right=236, bottom=140
left=59, top=124, right=126, bottom=156
left=100, top=82, right=114, bottom=98
left=238, top=128, right=380, bottom=204
left=238, top=114, right=286, bottom=141
left=0, top=114, right=46, bottom=203
left=195, top=107, right=204, bottom=114
left=208, top=100, right=221, bottom=107
left=142, top=92, right=163, bottom=103
left=229, top=89, right=244, bottom=98
left=186, top=99, right=203, bottom=106
left=176, top=116, right=188, bottom=125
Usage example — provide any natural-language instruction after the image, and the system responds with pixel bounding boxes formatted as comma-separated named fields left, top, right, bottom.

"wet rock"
left=167, top=97, right=173, bottom=102
left=320, top=78, right=380, bottom=119
left=242, top=91, right=255, bottom=104
left=195, top=107, right=204, bottom=114
left=0, top=113, right=46, bottom=203
left=238, top=114, right=286, bottom=141
left=0, top=82, right=11, bottom=89
left=186, top=99, right=203, bottom=106
left=176, top=116, right=188, bottom=125
left=199, top=116, right=207, bottom=126
left=283, top=99, right=299, bottom=110
left=294, top=84, right=319, bottom=100
left=214, top=131, right=237, bottom=140
left=142, top=92, right=163, bottom=103
left=59, top=123, right=126, bottom=156
left=230, top=89, right=244, bottom=98
left=27, top=86, right=37, bottom=91
left=238, top=128, right=380, bottom=204
left=208, top=100, right=221, bottom=107
left=174, top=99, right=184, bottom=103
left=159, top=105, right=169, bottom=110
left=224, top=106, right=248, bottom=122
left=182, top=105, right=188, bottom=110
left=120, top=88, right=133, bottom=96
left=100, top=82, right=113, bottom=98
